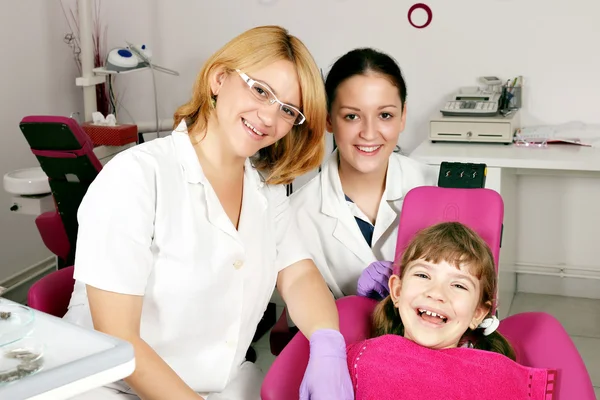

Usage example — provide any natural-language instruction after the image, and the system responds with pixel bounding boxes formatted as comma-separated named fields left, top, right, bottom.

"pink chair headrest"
left=394, top=186, right=504, bottom=276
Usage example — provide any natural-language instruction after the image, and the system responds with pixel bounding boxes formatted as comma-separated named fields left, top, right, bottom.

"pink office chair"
left=261, top=186, right=595, bottom=400
left=19, top=116, right=103, bottom=267
left=27, top=266, right=75, bottom=318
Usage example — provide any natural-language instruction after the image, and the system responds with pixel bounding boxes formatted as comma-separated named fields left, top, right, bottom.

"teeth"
left=418, top=308, right=447, bottom=321
left=243, top=119, right=265, bottom=136
left=357, top=145, right=381, bottom=153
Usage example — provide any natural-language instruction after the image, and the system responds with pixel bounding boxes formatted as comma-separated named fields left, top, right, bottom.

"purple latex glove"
left=299, top=329, right=354, bottom=400
left=356, top=260, right=393, bottom=300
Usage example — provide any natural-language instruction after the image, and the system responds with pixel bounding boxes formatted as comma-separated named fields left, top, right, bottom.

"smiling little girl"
left=347, top=222, right=556, bottom=400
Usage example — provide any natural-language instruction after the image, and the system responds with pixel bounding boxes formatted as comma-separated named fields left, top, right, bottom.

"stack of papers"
left=514, top=122, right=600, bottom=147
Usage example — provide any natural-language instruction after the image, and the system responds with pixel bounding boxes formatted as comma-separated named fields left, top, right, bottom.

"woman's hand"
left=277, top=260, right=354, bottom=400
left=356, top=261, right=393, bottom=300
left=299, top=329, right=354, bottom=400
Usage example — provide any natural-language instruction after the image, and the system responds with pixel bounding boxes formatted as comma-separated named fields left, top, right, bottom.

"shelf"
left=93, top=66, right=149, bottom=75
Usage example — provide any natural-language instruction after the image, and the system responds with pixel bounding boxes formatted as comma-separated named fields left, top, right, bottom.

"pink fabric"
left=394, top=187, right=504, bottom=276
left=348, top=334, right=556, bottom=400
left=261, top=296, right=593, bottom=400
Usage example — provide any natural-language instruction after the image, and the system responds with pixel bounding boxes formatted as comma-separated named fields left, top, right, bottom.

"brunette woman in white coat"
left=290, top=48, right=437, bottom=299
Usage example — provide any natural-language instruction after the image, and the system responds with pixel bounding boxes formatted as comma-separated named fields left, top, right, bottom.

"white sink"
left=3, top=167, right=50, bottom=196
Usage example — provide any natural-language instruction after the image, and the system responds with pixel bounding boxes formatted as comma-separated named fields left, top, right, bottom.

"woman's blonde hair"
left=173, top=25, right=326, bottom=185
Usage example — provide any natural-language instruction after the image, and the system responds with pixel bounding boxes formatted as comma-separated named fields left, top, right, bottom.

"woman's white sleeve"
left=272, top=185, right=312, bottom=272
left=73, top=152, right=155, bottom=295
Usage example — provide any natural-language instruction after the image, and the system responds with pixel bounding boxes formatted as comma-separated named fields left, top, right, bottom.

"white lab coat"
left=63, top=121, right=309, bottom=399
left=290, top=149, right=437, bottom=298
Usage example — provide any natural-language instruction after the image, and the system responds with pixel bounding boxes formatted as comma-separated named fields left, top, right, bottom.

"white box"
left=429, top=111, right=520, bottom=144
left=9, top=194, right=55, bottom=216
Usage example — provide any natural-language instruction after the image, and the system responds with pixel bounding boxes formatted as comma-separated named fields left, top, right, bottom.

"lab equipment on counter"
left=429, top=110, right=520, bottom=144
left=440, top=76, right=523, bottom=118
left=0, top=303, right=44, bottom=385
left=440, top=86, right=501, bottom=117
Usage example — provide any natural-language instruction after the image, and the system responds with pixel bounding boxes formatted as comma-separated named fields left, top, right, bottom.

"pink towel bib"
left=348, top=335, right=556, bottom=400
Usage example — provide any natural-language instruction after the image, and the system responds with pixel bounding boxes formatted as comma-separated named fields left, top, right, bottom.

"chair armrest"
left=261, top=296, right=377, bottom=400
left=35, top=211, right=70, bottom=261
left=499, top=312, right=596, bottom=400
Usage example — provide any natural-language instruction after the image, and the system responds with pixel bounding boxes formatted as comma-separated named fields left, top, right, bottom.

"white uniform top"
left=64, top=121, right=309, bottom=393
left=290, top=150, right=437, bottom=298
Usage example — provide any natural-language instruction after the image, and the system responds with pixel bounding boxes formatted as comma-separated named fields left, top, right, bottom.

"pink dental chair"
left=19, top=116, right=103, bottom=268
left=27, top=266, right=75, bottom=317
left=261, top=186, right=595, bottom=400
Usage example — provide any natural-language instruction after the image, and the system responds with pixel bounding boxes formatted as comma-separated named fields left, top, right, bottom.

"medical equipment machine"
left=18, top=116, right=104, bottom=268
left=440, top=87, right=501, bottom=117
left=429, top=110, right=520, bottom=144
left=105, top=43, right=178, bottom=76
left=260, top=186, right=596, bottom=400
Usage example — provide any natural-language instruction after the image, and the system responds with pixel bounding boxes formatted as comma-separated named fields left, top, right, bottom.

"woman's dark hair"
left=324, top=48, right=407, bottom=112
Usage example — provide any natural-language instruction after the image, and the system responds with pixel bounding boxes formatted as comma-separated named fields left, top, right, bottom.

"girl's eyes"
left=344, top=114, right=358, bottom=121
left=380, top=112, right=393, bottom=119
left=414, top=273, right=469, bottom=291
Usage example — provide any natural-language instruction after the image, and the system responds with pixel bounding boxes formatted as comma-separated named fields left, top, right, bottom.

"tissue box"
left=82, top=123, right=138, bottom=146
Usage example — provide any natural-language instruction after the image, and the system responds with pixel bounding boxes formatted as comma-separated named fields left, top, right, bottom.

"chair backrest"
left=27, top=266, right=75, bottom=318
left=19, top=116, right=103, bottom=266
left=394, top=186, right=504, bottom=276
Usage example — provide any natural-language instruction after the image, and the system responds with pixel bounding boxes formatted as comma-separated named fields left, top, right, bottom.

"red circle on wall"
left=408, top=3, right=433, bottom=29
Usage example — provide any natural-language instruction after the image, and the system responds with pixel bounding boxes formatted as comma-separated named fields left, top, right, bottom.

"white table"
left=410, top=140, right=600, bottom=319
left=0, top=298, right=135, bottom=399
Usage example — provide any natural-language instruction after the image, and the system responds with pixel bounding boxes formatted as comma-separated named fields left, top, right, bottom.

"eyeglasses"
left=236, top=69, right=305, bottom=125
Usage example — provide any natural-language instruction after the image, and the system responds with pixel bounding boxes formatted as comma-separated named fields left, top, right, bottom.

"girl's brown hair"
left=372, top=222, right=516, bottom=360
left=173, top=25, right=326, bottom=185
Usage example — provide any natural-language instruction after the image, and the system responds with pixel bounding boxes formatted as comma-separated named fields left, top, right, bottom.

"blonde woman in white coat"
left=64, top=26, right=353, bottom=400
left=290, top=48, right=437, bottom=299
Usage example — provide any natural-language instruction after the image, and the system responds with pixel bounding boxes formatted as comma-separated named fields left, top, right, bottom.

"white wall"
left=114, top=0, right=600, bottom=150
left=108, top=0, right=600, bottom=298
left=0, top=1, right=83, bottom=280
left=2, top=0, right=599, bottom=292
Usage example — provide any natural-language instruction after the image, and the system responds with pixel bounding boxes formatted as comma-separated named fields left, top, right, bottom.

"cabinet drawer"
left=430, top=121, right=512, bottom=142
